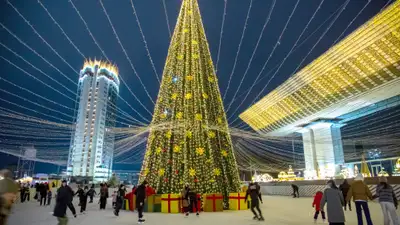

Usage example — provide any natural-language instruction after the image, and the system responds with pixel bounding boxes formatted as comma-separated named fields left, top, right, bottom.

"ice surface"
left=8, top=196, right=393, bottom=225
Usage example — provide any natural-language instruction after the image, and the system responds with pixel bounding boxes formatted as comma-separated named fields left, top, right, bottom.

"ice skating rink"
left=8, top=196, right=396, bottom=225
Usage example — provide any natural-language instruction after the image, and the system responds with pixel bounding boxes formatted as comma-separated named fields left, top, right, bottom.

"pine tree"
left=139, top=0, right=240, bottom=196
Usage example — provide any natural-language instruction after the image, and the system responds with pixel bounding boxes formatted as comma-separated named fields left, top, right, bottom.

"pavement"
left=8, top=195, right=396, bottom=225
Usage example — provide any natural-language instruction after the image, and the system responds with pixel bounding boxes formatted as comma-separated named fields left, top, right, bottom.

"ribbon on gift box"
left=161, top=194, right=181, bottom=213
left=206, top=194, right=223, bottom=212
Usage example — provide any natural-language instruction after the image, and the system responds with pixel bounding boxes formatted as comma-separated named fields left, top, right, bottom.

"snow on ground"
left=8, top=195, right=394, bottom=225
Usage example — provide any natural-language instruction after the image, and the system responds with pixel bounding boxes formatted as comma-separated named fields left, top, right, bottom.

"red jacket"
left=312, top=191, right=323, bottom=211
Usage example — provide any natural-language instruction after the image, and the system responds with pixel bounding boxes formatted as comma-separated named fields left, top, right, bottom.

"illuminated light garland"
left=0, top=43, right=76, bottom=99
left=222, top=0, right=253, bottom=101
left=227, top=1, right=349, bottom=126
left=215, top=0, right=228, bottom=74
left=238, top=2, right=398, bottom=130
left=225, top=0, right=277, bottom=111
left=129, top=0, right=161, bottom=83
left=243, top=0, right=302, bottom=104
left=37, top=0, right=85, bottom=58
left=6, top=0, right=79, bottom=77
left=162, top=0, right=172, bottom=38
left=99, top=0, right=155, bottom=105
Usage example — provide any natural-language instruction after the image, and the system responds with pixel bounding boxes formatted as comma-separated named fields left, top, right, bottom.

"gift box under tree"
left=144, top=194, right=162, bottom=212
left=161, top=194, right=181, bottom=213
left=229, top=193, right=247, bottom=210
left=203, top=193, right=223, bottom=212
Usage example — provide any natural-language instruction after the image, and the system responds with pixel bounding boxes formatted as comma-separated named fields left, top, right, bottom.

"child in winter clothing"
left=47, top=190, right=52, bottom=205
left=112, top=191, right=117, bottom=208
left=312, top=191, right=326, bottom=223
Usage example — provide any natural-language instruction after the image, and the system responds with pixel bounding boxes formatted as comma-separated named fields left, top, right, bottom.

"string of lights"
left=215, top=0, right=228, bottom=74
left=242, top=0, right=302, bottom=106
left=6, top=0, right=79, bottom=78
left=0, top=26, right=77, bottom=90
left=222, top=0, right=253, bottom=101
left=228, top=0, right=324, bottom=124
left=0, top=97, right=72, bottom=124
left=162, top=0, right=172, bottom=38
left=37, top=0, right=85, bottom=59
left=227, top=1, right=346, bottom=123
left=129, top=0, right=161, bottom=83
left=98, top=0, right=156, bottom=105
left=225, top=0, right=277, bottom=112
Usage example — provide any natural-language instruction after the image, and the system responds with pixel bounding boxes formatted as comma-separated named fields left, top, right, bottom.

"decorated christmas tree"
left=139, top=0, right=240, bottom=196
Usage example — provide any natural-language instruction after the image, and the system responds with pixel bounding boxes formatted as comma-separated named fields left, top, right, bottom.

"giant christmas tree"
left=139, top=0, right=240, bottom=195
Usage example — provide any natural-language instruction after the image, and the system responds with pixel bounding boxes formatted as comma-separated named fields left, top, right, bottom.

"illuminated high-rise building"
left=67, top=60, right=119, bottom=183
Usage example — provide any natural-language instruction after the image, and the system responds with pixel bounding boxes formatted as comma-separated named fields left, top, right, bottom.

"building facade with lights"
left=240, top=1, right=400, bottom=180
left=67, top=60, right=120, bottom=183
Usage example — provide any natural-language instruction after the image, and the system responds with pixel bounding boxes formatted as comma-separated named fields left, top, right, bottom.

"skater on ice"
left=312, top=190, right=326, bottom=223
left=53, top=180, right=77, bottom=225
left=134, top=180, right=148, bottom=224
left=245, top=182, right=264, bottom=221
left=320, top=180, right=346, bottom=225
left=114, top=184, right=126, bottom=216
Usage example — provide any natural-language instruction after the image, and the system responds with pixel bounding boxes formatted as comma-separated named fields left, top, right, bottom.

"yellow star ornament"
left=186, top=131, right=193, bottom=139
left=185, top=93, right=192, bottom=100
left=208, top=131, right=216, bottom=138
left=156, top=147, right=162, bottom=155
left=173, top=145, right=181, bottom=153
left=221, top=150, right=228, bottom=157
left=189, top=168, right=196, bottom=177
left=195, top=114, right=202, bottom=121
left=158, top=168, right=165, bottom=176
left=196, top=147, right=205, bottom=156
left=214, top=168, right=221, bottom=176
left=175, top=112, right=183, bottom=119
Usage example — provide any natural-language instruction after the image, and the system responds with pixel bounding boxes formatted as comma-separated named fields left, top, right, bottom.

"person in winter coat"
left=339, top=179, right=351, bottom=211
left=53, top=180, right=76, bottom=225
left=291, top=184, right=299, bottom=198
left=47, top=189, right=52, bottom=205
left=0, top=170, right=18, bottom=225
left=188, top=189, right=200, bottom=215
left=320, top=180, right=346, bottom=225
left=99, top=183, right=109, bottom=210
left=346, top=174, right=373, bottom=225
left=375, top=176, right=399, bottom=225
left=76, top=186, right=88, bottom=214
left=312, top=191, right=326, bottom=223
left=39, top=183, right=47, bottom=206
left=134, top=180, right=148, bottom=224
left=181, top=184, right=191, bottom=217
left=245, top=182, right=264, bottom=221
left=114, top=184, right=126, bottom=216
left=88, top=185, right=96, bottom=203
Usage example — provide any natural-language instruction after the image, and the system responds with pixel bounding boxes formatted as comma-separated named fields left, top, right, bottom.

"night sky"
left=0, top=0, right=393, bottom=173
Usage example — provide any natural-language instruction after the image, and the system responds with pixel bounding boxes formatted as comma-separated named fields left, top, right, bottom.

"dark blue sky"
left=0, top=0, right=393, bottom=173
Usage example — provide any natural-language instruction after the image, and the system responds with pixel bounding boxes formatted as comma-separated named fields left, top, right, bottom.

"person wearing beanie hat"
left=346, top=174, right=374, bottom=225
left=0, top=169, right=18, bottom=225
left=376, top=176, right=399, bottom=225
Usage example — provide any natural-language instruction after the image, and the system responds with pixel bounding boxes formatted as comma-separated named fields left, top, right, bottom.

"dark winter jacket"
left=100, top=186, right=109, bottom=198
left=53, top=186, right=76, bottom=218
left=88, top=188, right=96, bottom=197
left=339, top=181, right=350, bottom=198
left=117, top=188, right=126, bottom=201
left=245, top=183, right=262, bottom=203
left=134, top=184, right=146, bottom=202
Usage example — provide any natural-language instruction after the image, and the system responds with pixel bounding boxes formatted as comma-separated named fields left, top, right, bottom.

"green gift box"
left=144, top=194, right=162, bottom=212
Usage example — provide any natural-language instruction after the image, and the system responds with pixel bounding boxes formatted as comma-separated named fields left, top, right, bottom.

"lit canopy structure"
left=240, top=1, right=400, bottom=136
left=240, top=2, right=400, bottom=179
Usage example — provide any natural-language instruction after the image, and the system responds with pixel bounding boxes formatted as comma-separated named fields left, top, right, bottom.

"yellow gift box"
left=229, top=192, right=247, bottom=210
left=203, top=193, right=223, bottom=212
left=161, top=194, right=181, bottom=213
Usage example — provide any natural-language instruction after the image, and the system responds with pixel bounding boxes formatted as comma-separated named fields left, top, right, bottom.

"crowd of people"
left=2, top=169, right=400, bottom=225
left=315, top=174, right=398, bottom=225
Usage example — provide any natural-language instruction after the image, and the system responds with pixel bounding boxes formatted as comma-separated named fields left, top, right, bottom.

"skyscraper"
left=67, top=60, right=119, bottom=183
